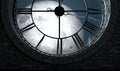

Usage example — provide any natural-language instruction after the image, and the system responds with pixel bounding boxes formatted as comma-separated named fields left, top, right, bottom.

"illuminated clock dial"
left=13, top=0, right=111, bottom=57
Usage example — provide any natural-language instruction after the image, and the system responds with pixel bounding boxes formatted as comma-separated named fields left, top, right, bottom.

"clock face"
left=13, top=0, right=111, bottom=56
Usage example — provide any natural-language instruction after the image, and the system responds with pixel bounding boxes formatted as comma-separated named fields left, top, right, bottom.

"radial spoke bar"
left=32, top=10, right=54, bottom=12
left=16, top=8, right=54, bottom=14
left=57, top=39, right=63, bottom=55
left=65, top=10, right=87, bottom=12
left=16, top=8, right=32, bottom=14
left=58, top=16, right=61, bottom=38
left=88, top=8, right=102, bottom=14
left=65, top=8, right=102, bottom=14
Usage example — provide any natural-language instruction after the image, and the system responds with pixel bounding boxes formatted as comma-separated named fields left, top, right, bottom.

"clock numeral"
left=83, top=21, right=101, bottom=35
left=72, top=34, right=84, bottom=50
left=88, top=8, right=102, bottom=14
left=36, top=35, right=45, bottom=48
left=16, top=8, right=32, bottom=14
left=57, top=39, right=63, bottom=55
left=20, top=23, right=35, bottom=33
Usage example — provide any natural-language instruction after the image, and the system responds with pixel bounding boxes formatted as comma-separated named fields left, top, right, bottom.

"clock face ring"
left=2, top=0, right=117, bottom=64
left=13, top=0, right=111, bottom=56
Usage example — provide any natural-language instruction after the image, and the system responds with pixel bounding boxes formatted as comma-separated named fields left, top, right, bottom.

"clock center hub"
left=54, top=6, right=65, bottom=16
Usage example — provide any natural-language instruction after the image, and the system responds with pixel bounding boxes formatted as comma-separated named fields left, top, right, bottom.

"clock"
left=1, top=0, right=117, bottom=64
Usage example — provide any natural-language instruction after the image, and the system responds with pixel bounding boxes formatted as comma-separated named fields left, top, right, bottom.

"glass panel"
left=17, top=14, right=33, bottom=29
left=14, top=0, right=111, bottom=56
left=23, top=27, right=44, bottom=47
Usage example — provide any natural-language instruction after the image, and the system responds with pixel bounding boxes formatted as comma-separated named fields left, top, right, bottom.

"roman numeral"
left=20, top=23, right=35, bottom=33
left=72, top=34, right=84, bottom=50
left=36, top=35, right=45, bottom=48
left=83, top=21, right=101, bottom=35
left=88, top=8, right=102, bottom=14
left=57, top=39, right=63, bottom=55
left=16, top=8, right=32, bottom=14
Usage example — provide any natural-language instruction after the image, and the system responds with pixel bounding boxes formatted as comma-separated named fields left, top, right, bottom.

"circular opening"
left=13, top=0, right=111, bottom=57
